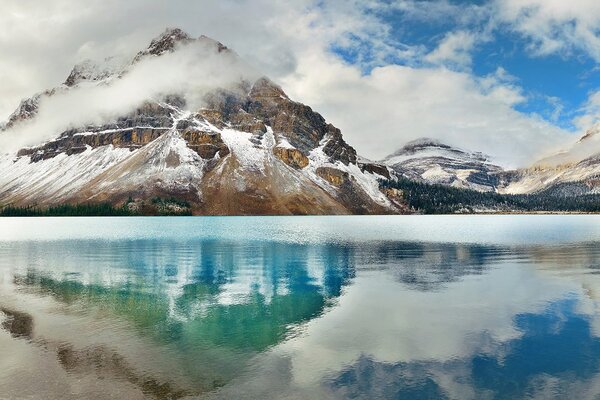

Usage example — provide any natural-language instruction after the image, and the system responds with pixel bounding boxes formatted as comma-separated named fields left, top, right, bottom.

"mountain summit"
left=382, top=138, right=503, bottom=192
left=0, top=29, right=398, bottom=215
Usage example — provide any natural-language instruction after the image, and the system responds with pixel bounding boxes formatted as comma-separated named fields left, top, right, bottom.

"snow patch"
left=421, top=165, right=454, bottom=182
left=275, top=136, right=295, bottom=150
left=220, top=129, right=267, bottom=172
left=304, top=138, right=392, bottom=207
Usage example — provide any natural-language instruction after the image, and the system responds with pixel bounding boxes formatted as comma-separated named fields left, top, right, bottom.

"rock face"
left=0, top=28, right=399, bottom=215
left=358, top=160, right=391, bottom=179
left=180, top=128, right=229, bottom=160
left=273, top=147, right=309, bottom=169
left=200, top=77, right=358, bottom=166
left=383, top=138, right=503, bottom=192
left=1, top=91, right=46, bottom=130
left=316, top=167, right=349, bottom=186
left=133, top=28, right=194, bottom=62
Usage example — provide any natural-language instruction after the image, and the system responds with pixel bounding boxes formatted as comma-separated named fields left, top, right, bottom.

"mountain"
left=382, top=138, right=503, bottom=192
left=0, top=28, right=399, bottom=215
left=498, top=124, right=600, bottom=195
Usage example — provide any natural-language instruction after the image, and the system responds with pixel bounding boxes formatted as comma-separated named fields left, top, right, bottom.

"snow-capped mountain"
left=382, top=138, right=504, bottom=192
left=499, top=124, right=600, bottom=195
left=0, top=28, right=397, bottom=215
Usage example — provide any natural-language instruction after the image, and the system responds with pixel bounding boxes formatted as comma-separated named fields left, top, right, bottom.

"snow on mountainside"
left=64, top=56, right=128, bottom=87
left=534, top=123, right=600, bottom=168
left=382, top=138, right=503, bottom=192
left=499, top=123, right=600, bottom=195
left=0, top=28, right=398, bottom=215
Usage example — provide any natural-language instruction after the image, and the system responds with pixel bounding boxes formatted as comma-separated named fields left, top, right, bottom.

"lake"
left=1, top=215, right=600, bottom=399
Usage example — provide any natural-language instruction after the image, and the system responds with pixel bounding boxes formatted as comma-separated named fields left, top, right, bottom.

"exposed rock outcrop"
left=181, top=128, right=229, bottom=159
left=16, top=127, right=168, bottom=162
left=358, top=161, right=391, bottom=179
left=316, top=167, right=349, bottom=186
left=133, top=28, right=194, bottom=62
left=273, top=147, right=309, bottom=169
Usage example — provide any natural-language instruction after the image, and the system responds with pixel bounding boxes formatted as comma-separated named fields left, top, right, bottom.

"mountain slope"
left=499, top=124, right=600, bottom=195
left=0, top=29, right=398, bottom=215
left=382, top=138, right=503, bottom=192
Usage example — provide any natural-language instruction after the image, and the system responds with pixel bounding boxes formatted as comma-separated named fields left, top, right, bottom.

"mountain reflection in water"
left=0, top=216, right=599, bottom=399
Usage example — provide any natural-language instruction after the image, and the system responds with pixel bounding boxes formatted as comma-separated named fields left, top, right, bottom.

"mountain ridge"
left=383, top=129, right=600, bottom=197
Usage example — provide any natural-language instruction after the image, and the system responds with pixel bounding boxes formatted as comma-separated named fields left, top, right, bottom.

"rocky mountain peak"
left=385, top=137, right=490, bottom=164
left=131, top=29, right=230, bottom=64
left=249, top=77, right=289, bottom=101
left=147, top=27, right=192, bottom=55
left=1, top=89, right=60, bottom=131
left=383, top=137, right=501, bottom=192
left=132, top=27, right=193, bottom=63
left=64, top=56, right=127, bottom=87
left=2, top=95, right=40, bottom=129
left=0, top=28, right=399, bottom=215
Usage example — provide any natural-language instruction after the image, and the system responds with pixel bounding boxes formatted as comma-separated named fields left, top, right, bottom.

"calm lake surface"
left=1, top=215, right=600, bottom=399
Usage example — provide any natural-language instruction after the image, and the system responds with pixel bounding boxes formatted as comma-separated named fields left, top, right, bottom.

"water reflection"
left=0, top=217, right=599, bottom=399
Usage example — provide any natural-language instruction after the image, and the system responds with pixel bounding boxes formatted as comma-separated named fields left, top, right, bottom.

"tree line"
left=380, top=177, right=600, bottom=214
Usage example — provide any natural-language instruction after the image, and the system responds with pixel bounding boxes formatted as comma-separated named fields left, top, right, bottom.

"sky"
left=0, top=0, right=599, bottom=167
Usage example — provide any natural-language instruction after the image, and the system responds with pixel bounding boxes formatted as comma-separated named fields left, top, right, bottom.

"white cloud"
left=494, top=0, right=600, bottom=61
left=386, top=0, right=488, bottom=26
left=273, top=260, right=581, bottom=391
left=425, top=31, right=477, bottom=67
left=574, top=90, right=600, bottom=130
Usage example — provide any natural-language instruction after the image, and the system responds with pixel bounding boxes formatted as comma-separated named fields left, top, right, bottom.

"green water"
left=0, top=216, right=599, bottom=399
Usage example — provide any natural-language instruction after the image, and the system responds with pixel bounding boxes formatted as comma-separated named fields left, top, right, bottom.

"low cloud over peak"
left=0, top=31, right=259, bottom=152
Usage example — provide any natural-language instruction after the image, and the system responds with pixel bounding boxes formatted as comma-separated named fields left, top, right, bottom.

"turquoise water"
left=0, top=216, right=599, bottom=399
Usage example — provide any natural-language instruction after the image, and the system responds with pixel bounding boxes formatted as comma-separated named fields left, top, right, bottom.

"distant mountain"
left=383, top=129, right=600, bottom=199
left=499, top=124, right=600, bottom=196
left=382, top=138, right=503, bottom=192
left=0, top=28, right=398, bottom=215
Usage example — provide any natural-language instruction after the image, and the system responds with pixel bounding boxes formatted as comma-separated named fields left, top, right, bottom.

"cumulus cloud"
left=494, top=0, right=600, bottom=61
left=425, top=31, right=477, bottom=68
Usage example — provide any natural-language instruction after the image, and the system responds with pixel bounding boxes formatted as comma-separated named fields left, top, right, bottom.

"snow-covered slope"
left=383, top=138, right=503, bottom=192
left=0, top=28, right=398, bottom=215
left=64, top=56, right=128, bottom=87
left=499, top=124, right=600, bottom=195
